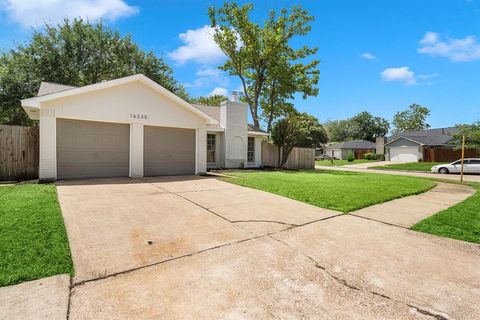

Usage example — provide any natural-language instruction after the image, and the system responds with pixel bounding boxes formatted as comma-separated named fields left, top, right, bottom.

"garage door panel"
left=57, top=119, right=130, bottom=179
left=144, top=126, right=195, bottom=176
left=389, top=147, right=419, bottom=162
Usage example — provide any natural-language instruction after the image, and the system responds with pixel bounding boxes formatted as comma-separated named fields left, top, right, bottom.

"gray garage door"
left=56, top=119, right=130, bottom=179
left=144, top=126, right=195, bottom=176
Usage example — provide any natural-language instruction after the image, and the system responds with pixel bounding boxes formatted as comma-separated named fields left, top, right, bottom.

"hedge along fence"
left=261, top=142, right=315, bottom=170
left=0, top=125, right=39, bottom=181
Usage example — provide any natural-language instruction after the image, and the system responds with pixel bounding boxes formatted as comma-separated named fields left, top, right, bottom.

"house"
left=21, top=74, right=268, bottom=181
left=377, top=127, right=477, bottom=162
left=324, top=140, right=375, bottom=160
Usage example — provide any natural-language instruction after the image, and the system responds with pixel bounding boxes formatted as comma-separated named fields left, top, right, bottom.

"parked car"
left=315, top=154, right=337, bottom=161
left=431, top=158, right=480, bottom=174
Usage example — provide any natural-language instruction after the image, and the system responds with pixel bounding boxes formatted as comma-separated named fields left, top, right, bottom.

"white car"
left=431, top=158, right=480, bottom=174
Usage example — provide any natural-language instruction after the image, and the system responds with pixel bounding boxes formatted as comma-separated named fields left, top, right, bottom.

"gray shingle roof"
left=387, top=127, right=458, bottom=146
left=37, top=82, right=77, bottom=96
left=327, top=140, right=375, bottom=149
left=247, top=124, right=268, bottom=134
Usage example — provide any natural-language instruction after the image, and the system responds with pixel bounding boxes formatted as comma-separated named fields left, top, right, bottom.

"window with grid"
left=207, top=134, right=216, bottom=163
left=247, top=137, right=255, bottom=162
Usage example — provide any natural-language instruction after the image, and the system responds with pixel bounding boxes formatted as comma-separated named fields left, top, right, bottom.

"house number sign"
left=130, top=114, right=148, bottom=120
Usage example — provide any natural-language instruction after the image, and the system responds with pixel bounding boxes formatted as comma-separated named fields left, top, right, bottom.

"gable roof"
left=386, top=127, right=458, bottom=146
left=37, top=82, right=77, bottom=96
left=327, top=140, right=375, bottom=149
left=21, top=74, right=217, bottom=124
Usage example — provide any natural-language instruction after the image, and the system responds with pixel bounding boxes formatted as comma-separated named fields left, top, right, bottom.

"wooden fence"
left=0, top=125, right=39, bottom=181
left=261, top=142, right=315, bottom=169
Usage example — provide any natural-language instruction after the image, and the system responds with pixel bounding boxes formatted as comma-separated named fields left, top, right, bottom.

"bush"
left=347, top=153, right=355, bottom=162
left=362, top=152, right=383, bottom=160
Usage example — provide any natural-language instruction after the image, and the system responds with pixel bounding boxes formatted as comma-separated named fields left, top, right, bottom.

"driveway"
left=37, top=176, right=480, bottom=319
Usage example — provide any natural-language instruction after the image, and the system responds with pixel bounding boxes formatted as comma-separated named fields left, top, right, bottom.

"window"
left=207, top=134, right=216, bottom=163
left=248, top=137, right=255, bottom=162
left=469, top=159, right=480, bottom=164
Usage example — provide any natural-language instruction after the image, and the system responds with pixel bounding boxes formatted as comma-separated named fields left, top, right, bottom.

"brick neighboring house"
left=376, top=127, right=478, bottom=162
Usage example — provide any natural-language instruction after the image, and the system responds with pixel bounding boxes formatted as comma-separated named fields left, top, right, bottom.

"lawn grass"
left=0, top=184, right=73, bottom=287
left=222, top=170, right=435, bottom=212
left=371, top=162, right=446, bottom=172
left=315, top=159, right=378, bottom=167
left=412, top=182, right=480, bottom=244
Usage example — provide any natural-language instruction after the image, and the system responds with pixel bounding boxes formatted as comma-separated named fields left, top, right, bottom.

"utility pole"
left=460, top=135, right=465, bottom=182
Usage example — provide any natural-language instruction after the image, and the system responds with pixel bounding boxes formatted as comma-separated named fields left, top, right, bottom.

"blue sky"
left=1, top=0, right=480, bottom=129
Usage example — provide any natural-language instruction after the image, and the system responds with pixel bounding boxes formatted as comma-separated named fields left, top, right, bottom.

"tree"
left=209, top=2, right=319, bottom=128
left=295, top=113, right=328, bottom=148
left=392, top=104, right=431, bottom=133
left=191, top=95, right=227, bottom=106
left=0, top=18, right=187, bottom=125
left=323, top=119, right=354, bottom=143
left=452, top=121, right=480, bottom=153
left=324, top=111, right=389, bottom=142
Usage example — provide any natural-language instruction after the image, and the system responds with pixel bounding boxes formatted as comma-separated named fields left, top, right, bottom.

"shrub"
left=362, top=152, right=383, bottom=160
left=347, top=153, right=355, bottom=162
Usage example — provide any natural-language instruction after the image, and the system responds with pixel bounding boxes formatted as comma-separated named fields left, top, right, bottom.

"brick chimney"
left=376, top=136, right=387, bottom=155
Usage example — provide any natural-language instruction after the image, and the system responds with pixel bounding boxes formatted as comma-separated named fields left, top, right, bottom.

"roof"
left=326, top=140, right=375, bottom=149
left=37, top=82, right=77, bottom=96
left=386, top=127, right=458, bottom=146
left=21, top=74, right=217, bottom=124
left=192, top=103, right=269, bottom=135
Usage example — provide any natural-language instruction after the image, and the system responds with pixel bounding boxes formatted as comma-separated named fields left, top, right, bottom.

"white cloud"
left=418, top=31, right=480, bottom=62
left=208, top=87, right=228, bottom=96
left=360, top=52, right=376, bottom=60
left=184, top=66, right=229, bottom=89
left=1, top=0, right=138, bottom=27
left=381, top=66, right=416, bottom=86
left=418, top=73, right=439, bottom=80
left=168, top=25, right=225, bottom=65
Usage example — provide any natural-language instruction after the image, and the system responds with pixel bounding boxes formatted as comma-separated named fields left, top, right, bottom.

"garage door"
left=144, top=126, right=195, bottom=176
left=57, top=119, right=130, bottom=179
left=389, top=147, right=419, bottom=162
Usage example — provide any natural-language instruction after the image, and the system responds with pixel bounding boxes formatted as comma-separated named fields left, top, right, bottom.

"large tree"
left=392, top=104, right=431, bottom=133
left=324, top=111, right=389, bottom=142
left=0, top=18, right=187, bottom=126
left=209, top=2, right=319, bottom=128
left=452, top=121, right=480, bottom=154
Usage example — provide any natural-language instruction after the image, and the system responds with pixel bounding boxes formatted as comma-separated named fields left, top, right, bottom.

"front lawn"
left=315, top=159, right=378, bottom=167
left=222, top=170, right=435, bottom=212
left=0, top=184, right=73, bottom=287
left=412, top=182, right=480, bottom=244
left=371, top=162, right=446, bottom=172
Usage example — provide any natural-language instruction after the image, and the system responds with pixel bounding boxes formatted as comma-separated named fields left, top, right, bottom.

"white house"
left=21, top=74, right=268, bottom=181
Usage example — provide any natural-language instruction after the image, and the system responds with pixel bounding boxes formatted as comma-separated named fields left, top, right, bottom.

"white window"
left=207, top=134, right=216, bottom=163
left=248, top=137, right=255, bottom=163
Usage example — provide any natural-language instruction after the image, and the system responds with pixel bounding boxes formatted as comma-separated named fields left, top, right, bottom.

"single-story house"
left=21, top=74, right=268, bottom=181
left=324, top=140, right=375, bottom=160
left=377, top=127, right=477, bottom=162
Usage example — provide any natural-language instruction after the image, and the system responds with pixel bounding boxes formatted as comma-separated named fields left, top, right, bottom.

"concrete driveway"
left=49, top=176, right=480, bottom=319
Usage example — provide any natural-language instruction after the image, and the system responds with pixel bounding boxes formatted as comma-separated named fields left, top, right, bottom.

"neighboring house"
left=324, top=140, right=375, bottom=160
left=21, top=74, right=268, bottom=181
left=377, top=127, right=477, bottom=162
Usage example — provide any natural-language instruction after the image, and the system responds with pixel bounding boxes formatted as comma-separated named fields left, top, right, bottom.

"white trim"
left=207, top=128, right=225, bottom=132
left=247, top=131, right=269, bottom=136
left=384, top=136, right=423, bottom=146
left=195, top=128, right=198, bottom=174
left=21, top=74, right=218, bottom=125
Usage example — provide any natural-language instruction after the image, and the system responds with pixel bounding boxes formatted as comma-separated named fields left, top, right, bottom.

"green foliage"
left=452, top=121, right=480, bottom=153
left=362, top=152, right=378, bottom=160
left=347, top=153, right=354, bottom=162
left=209, top=2, right=319, bottom=128
left=324, top=111, right=389, bottom=142
left=295, top=112, right=328, bottom=148
left=191, top=94, right=227, bottom=106
left=0, top=18, right=186, bottom=125
left=392, top=104, right=431, bottom=133
left=271, top=116, right=301, bottom=168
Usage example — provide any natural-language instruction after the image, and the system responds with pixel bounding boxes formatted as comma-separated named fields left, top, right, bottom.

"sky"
left=1, top=0, right=480, bottom=129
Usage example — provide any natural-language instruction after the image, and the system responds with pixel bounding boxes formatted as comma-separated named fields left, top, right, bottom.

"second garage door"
left=389, top=147, right=419, bottom=162
left=144, top=126, right=195, bottom=176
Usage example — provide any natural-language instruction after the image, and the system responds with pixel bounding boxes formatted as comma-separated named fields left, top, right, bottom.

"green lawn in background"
left=371, top=162, right=446, bottom=172
left=315, top=159, right=378, bottom=167
left=412, top=182, right=480, bottom=244
left=222, top=170, right=435, bottom=212
left=0, top=184, right=73, bottom=287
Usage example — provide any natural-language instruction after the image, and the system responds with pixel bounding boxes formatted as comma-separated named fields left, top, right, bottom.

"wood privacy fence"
left=0, top=125, right=39, bottom=181
left=261, top=142, right=315, bottom=170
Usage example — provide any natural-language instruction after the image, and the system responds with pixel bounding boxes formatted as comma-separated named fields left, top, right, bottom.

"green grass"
left=412, top=182, right=480, bottom=244
left=371, top=162, right=446, bottom=172
left=0, top=184, right=73, bottom=287
left=222, top=170, right=435, bottom=212
left=315, top=159, right=378, bottom=167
